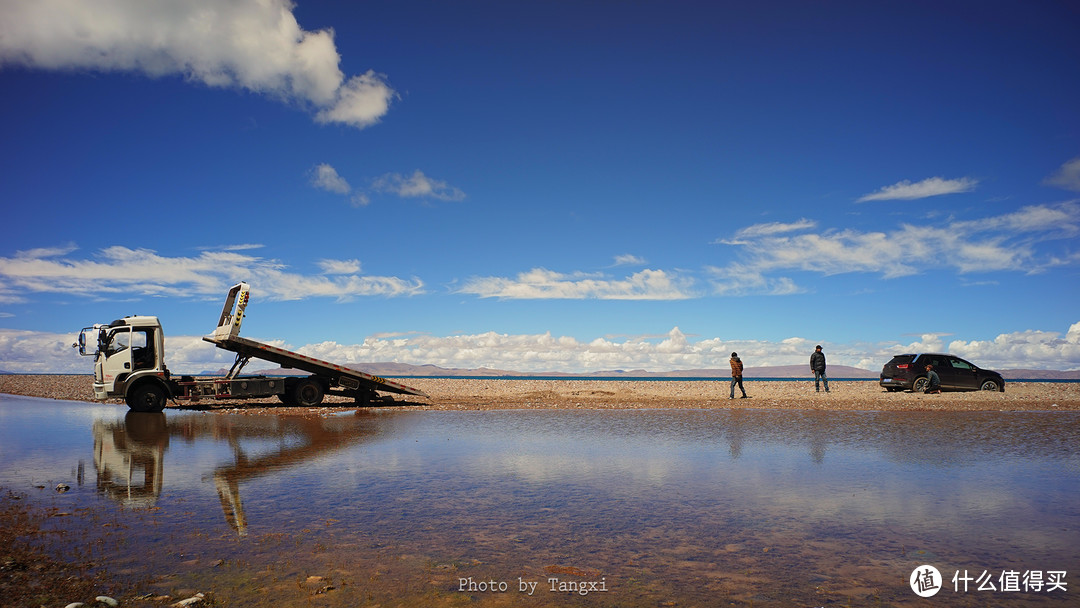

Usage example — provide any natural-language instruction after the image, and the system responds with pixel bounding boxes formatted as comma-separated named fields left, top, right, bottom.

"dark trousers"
left=814, top=370, right=829, bottom=392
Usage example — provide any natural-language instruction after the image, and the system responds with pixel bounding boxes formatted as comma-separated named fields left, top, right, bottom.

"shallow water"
left=1, top=395, right=1077, bottom=607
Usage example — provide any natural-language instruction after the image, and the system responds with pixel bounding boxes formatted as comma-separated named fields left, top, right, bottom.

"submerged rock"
left=171, top=592, right=206, bottom=607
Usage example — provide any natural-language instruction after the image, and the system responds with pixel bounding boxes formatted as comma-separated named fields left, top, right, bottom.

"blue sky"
left=1, top=0, right=1079, bottom=374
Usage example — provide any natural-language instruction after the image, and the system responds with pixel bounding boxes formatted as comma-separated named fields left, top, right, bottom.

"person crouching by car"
left=924, top=364, right=942, bottom=394
left=729, top=352, right=748, bottom=399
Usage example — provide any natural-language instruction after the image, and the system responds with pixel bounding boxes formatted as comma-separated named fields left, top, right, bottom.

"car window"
left=949, top=358, right=973, bottom=370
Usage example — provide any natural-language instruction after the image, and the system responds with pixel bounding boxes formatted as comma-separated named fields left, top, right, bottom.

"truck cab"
left=79, top=316, right=169, bottom=409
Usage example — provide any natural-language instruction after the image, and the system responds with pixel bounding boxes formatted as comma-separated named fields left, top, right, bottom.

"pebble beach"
left=2, top=374, right=1078, bottom=412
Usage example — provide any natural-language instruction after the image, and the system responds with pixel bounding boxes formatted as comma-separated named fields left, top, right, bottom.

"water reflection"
left=92, top=409, right=395, bottom=536
left=2, top=396, right=1078, bottom=607
left=93, top=412, right=167, bottom=507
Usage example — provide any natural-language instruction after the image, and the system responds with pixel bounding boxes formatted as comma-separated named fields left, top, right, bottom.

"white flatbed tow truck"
left=77, top=282, right=428, bottom=412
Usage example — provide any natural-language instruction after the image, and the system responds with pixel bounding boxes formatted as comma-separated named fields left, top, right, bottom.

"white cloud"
left=317, top=259, right=361, bottom=275
left=311, top=163, right=351, bottom=194
left=312, top=166, right=462, bottom=206
left=314, top=70, right=395, bottom=128
left=856, top=177, right=978, bottom=202
left=0, top=245, right=423, bottom=302
left=709, top=202, right=1080, bottom=294
left=705, top=264, right=804, bottom=296
left=372, top=170, right=466, bottom=202
left=613, top=254, right=647, bottom=266
left=9, top=322, right=1079, bottom=375
left=731, top=218, right=817, bottom=240
left=197, top=243, right=264, bottom=252
left=947, top=322, right=1080, bottom=371
left=459, top=268, right=698, bottom=300
left=1043, top=157, right=1080, bottom=192
left=0, top=0, right=393, bottom=128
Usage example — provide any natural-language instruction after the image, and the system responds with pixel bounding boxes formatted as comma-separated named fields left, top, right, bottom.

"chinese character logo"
left=911, top=565, right=942, bottom=597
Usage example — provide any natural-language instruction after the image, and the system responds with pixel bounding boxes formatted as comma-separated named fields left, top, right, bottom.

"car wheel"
left=980, top=379, right=1000, bottom=392
left=912, top=376, right=929, bottom=392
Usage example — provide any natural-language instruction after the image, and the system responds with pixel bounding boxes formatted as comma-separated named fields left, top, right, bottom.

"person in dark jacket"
left=923, top=364, right=941, bottom=394
left=729, top=352, right=748, bottom=399
left=810, top=345, right=829, bottom=392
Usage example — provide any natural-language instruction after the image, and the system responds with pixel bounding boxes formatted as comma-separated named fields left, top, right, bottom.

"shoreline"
left=2, top=374, right=1079, bottom=412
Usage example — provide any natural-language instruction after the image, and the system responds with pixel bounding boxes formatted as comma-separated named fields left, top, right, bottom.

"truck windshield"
left=105, top=327, right=154, bottom=369
left=104, top=328, right=131, bottom=357
left=106, top=327, right=149, bottom=353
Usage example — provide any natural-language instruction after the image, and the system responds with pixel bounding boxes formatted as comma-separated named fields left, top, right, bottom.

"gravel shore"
left=2, top=374, right=1079, bottom=412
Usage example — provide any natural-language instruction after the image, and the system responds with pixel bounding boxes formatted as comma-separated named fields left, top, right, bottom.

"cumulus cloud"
left=311, top=163, right=351, bottom=194
left=309, top=162, right=371, bottom=206
left=0, top=0, right=394, bottom=128
left=1044, top=157, right=1080, bottom=192
left=9, top=323, right=1079, bottom=374
left=946, top=322, right=1080, bottom=371
left=459, top=268, right=698, bottom=300
left=709, top=202, right=1080, bottom=294
left=856, top=177, right=978, bottom=202
left=310, top=165, right=463, bottom=207
left=372, top=170, right=466, bottom=202
left=0, top=245, right=423, bottom=302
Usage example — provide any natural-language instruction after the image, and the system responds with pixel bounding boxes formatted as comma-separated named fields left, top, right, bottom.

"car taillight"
left=896, top=364, right=909, bottom=370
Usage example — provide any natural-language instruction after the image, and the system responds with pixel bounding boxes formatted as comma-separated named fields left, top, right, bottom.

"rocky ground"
left=2, top=374, right=1078, bottom=413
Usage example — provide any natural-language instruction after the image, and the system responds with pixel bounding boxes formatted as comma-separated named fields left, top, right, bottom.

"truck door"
left=100, top=326, right=134, bottom=383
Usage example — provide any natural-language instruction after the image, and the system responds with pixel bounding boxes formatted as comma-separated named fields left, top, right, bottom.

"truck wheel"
left=127, top=383, right=167, bottom=413
left=291, top=378, right=324, bottom=406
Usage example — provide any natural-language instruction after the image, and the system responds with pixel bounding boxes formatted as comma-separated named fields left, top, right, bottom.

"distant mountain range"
left=197, top=362, right=1080, bottom=380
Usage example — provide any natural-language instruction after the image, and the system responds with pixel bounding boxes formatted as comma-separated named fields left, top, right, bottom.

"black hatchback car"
left=879, top=353, right=1005, bottom=392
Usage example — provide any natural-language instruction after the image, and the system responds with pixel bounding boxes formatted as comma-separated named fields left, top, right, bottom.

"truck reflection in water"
left=92, top=410, right=388, bottom=536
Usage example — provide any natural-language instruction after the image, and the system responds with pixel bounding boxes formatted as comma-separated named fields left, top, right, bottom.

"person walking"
left=729, top=352, right=748, bottom=399
left=810, top=345, right=829, bottom=393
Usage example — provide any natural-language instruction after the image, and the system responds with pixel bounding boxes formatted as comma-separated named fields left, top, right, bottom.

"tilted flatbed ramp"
left=202, top=282, right=428, bottom=400
left=203, top=334, right=428, bottom=398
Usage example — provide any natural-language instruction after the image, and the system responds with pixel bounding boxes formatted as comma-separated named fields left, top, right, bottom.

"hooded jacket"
left=730, top=356, right=744, bottom=379
left=810, top=350, right=826, bottom=373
